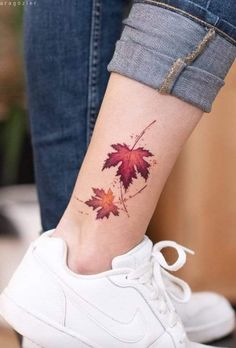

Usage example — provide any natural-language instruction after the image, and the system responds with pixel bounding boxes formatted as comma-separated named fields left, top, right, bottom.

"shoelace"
left=127, top=240, right=194, bottom=332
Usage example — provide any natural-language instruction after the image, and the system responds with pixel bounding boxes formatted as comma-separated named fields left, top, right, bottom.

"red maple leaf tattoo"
left=103, top=144, right=153, bottom=190
left=85, top=188, right=119, bottom=219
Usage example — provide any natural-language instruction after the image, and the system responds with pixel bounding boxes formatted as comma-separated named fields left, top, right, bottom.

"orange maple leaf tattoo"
left=85, top=188, right=119, bottom=219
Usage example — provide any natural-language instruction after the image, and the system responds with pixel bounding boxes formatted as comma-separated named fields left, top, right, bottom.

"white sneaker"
left=174, top=291, right=235, bottom=343
left=154, top=241, right=235, bottom=344
left=0, top=231, right=215, bottom=348
left=23, top=338, right=41, bottom=348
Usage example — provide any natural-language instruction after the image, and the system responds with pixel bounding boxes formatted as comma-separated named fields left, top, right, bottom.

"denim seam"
left=87, top=0, right=102, bottom=145
left=110, top=39, right=225, bottom=84
left=134, top=0, right=236, bottom=45
left=112, top=39, right=225, bottom=81
left=206, top=0, right=211, bottom=10
left=159, top=27, right=216, bottom=93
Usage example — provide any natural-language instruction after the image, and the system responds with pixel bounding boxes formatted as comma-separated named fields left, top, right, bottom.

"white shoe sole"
left=187, top=314, right=235, bottom=343
left=0, top=291, right=94, bottom=348
left=2, top=289, right=233, bottom=348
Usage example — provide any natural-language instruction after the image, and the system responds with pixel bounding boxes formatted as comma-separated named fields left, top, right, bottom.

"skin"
left=54, top=73, right=203, bottom=274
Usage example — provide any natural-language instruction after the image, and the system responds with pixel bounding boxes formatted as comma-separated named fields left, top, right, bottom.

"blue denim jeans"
left=134, top=0, right=236, bottom=44
left=109, top=1, right=236, bottom=111
left=24, top=0, right=236, bottom=230
left=24, top=0, right=126, bottom=230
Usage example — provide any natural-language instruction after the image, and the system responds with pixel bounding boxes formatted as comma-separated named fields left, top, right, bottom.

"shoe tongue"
left=112, top=236, right=153, bottom=270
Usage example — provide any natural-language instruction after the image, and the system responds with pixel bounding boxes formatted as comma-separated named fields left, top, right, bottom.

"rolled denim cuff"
left=108, top=3, right=236, bottom=112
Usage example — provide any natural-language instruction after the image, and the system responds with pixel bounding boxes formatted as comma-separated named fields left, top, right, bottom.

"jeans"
left=24, top=0, right=126, bottom=230
left=134, top=0, right=236, bottom=44
left=108, top=1, right=236, bottom=112
left=24, top=0, right=236, bottom=230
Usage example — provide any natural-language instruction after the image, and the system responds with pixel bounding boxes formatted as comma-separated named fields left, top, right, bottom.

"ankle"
left=53, top=209, right=113, bottom=274
left=67, top=248, right=112, bottom=275
left=54, top=202, right=143, bottom=275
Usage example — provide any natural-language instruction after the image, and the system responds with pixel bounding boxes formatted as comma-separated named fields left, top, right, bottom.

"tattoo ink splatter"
left=78, top=120, right=157, bottom=220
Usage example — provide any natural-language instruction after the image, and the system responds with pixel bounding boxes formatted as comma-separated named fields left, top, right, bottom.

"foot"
left=0, top=230, right=216, bottom=348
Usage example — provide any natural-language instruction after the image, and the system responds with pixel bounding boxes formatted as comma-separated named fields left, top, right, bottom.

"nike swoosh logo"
left=35, top=253, right=146, bottom=343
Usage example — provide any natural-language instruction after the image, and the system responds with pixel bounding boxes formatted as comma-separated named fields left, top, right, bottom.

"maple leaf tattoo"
left=103, top=144, right=153, bottom=190
left=85, top=188, right=119, bottom=219
left=79, top=121, right=156, bottom=220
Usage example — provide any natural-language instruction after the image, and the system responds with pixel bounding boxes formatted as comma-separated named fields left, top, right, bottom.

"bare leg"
left=54, top=73, right=203, bottom=274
